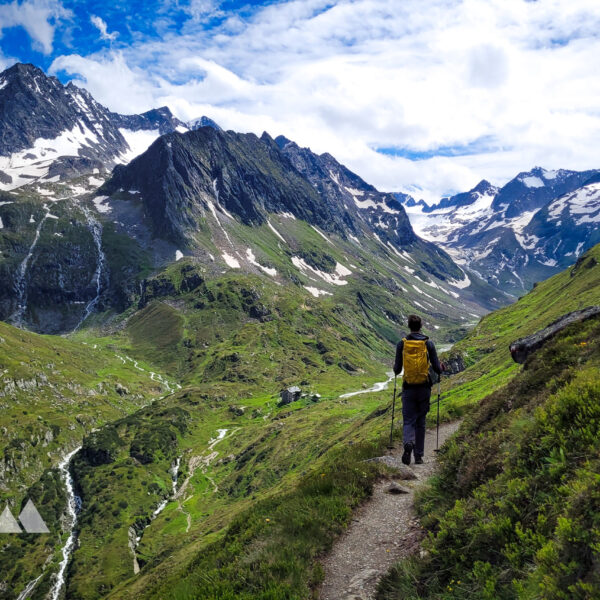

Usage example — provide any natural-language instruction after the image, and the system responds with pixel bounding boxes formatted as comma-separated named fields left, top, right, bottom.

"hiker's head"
left=408, top=314, right=422, bottom=332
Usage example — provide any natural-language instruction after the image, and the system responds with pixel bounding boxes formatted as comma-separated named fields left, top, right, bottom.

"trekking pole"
left=434, top=377, right=441, bottom=452
left=388, top=375, right=397, bottom=449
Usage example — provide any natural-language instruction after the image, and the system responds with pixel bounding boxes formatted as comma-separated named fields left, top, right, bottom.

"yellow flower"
left=265, top=518, right=270, bottom=522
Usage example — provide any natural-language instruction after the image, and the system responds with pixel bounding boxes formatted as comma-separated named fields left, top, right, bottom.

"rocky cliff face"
left=103, top=128, right=364, bottom=240
left=0, top=179, right=151, bottom=333
left=101, top=126, right=466, bottom=286
left=275, top=135, right=416, bottom=246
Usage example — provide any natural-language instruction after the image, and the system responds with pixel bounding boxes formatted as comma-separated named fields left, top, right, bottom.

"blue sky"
left=0, top=1, right=278, bottom=73
left=1, top=0, right=600, bottom=202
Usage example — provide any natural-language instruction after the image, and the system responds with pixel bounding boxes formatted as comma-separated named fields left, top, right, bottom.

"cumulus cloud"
left=90, top=15, right=118, bottom=42
left=50, top=52, right=154, bottom=114
left=50, top=0, right=600, bottom=201
left=0, top=0, right=71, bottom=54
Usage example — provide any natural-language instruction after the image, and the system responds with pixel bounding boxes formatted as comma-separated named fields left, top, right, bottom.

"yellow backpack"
left=402, top=338, right=430, bottom=384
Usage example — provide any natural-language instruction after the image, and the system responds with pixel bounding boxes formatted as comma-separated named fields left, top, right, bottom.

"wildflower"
left=265, top=518, right=270, bottom=522
left=321, top=473, right=325, bottom=477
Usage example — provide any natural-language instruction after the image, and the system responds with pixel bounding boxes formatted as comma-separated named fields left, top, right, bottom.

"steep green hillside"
left=378, top=307, right=600, bottom=599
left=437, top=243, right=600, bottom=422
left=78, top=252, right=465, bottom=391
left=0, top=320, right=169, bottom=599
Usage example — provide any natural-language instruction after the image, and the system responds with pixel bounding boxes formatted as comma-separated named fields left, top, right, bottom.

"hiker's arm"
left=393, top=340, right=403, bottom=376
left=428, top=341, right=442, bottom=374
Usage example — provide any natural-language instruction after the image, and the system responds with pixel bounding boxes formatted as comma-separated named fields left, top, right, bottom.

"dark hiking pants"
left=401, top=386, right=431, bottom=457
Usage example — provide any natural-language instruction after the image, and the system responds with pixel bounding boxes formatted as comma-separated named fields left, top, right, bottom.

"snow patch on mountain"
left=352, top=193, right=400, bottom=215
left=246, top=248, right=277, bottom=277
left=304, top=286, right=332, bottom=297
left=0, top=122, right=101, bottom=190
left=291, top=256, right=351, bottom=286
left=267, top=220, right=286, bottom=243
left=222, top=253, right=240, bottom=269
left=448, top=272, right=471, bottom=289
left=521, top=176, right=544, bottom=188
left=404, top=189, right=497, bottom=244
left=547, top=182, right=600, bottom=224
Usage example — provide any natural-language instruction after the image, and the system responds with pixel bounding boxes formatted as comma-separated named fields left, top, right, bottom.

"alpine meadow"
left=1, top=2, right=600, bottom=599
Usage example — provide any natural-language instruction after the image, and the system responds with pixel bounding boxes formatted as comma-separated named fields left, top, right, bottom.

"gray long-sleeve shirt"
left=393, top=331, right=442, bottom=388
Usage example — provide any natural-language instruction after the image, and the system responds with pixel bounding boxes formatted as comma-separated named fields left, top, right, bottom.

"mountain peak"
left=472, top=179, right=496, bottom=194
left=188, top=116, right=222, bottom=131
left=274, top=134, right=293, bottom=149
left=2, top=62, right=45, bottom=78
left=0, top=62, right=60, bottom=94
left=152, top=106, right=175, bottom=117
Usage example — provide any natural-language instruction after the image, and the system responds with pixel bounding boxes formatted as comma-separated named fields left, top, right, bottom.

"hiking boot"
left=402, top=442, right=413, bottom=465
left=414, top=454, right=424, bottom=465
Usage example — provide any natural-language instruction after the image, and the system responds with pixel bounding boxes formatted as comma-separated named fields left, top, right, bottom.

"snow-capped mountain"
left=522, top=178, right=600, bottom=267
left=401, top=167, right=600, bottom=295
left=0, top=63, right=188, bottom=188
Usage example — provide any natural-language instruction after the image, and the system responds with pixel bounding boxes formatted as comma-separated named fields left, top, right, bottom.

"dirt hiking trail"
left=318, top=421, right=461, bottom=600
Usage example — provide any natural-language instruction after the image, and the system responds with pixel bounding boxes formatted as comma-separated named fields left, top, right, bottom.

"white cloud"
left=90, top=15, right=118, bottom=42
left=50, top=52, right=155, bottom=114
left=0, top=0, right=70, bottom=54
left=50, top=0, right=600, bottom=201
left=187, top=0, right=222, bottom=21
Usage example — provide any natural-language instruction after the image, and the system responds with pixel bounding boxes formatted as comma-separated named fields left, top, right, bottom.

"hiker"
left=393, top=314, right=443, bottom=465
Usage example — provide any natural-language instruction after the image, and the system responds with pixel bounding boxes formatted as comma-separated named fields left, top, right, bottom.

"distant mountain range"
left=0, top=62, right=503, bottom=335
left=397, top=166, right=600, bottom=295
left=1, top=61, right=598, bottom=334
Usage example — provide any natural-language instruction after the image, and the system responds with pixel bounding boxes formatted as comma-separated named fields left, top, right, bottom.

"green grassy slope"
left=60, top=261, right=407, bottom=598
left=97, top=383, right=402, bottom=600
left=0, top=320, right=169, bottom=599
left=436, top=244, right=600, bottom=422
left=378, top=309, right=600, bottom=599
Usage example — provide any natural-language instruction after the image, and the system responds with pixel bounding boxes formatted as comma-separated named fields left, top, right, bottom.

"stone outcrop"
left=509, top=306, right=600, bottom=363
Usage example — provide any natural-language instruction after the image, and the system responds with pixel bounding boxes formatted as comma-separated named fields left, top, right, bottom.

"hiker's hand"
left=440, top=361, right=447, bottom=372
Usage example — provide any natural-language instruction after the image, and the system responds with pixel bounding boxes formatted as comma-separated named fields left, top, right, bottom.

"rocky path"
left=318, top=421, right=461, bottom=600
